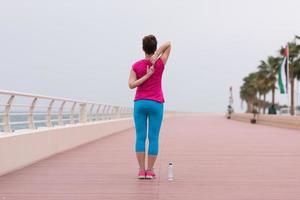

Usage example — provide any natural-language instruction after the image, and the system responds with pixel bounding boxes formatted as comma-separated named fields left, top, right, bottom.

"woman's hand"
left=150, top=53, right=159, bottom=64
left=128, top=65, right=155, bottom=89
left=146, top=65, right=155, bottom=77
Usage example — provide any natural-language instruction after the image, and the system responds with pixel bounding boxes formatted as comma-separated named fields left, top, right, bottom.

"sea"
left=0, top=112, right=81, bottom=133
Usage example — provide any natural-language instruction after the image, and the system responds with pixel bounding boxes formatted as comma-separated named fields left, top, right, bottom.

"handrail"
left=0, top=89, right=113, bottom=105
left=0, top=89, right=133, bottom=133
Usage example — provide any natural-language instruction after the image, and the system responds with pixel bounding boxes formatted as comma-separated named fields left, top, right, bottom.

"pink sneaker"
left=138, top=170, right=146, bottom=179
left=146, top=170, right=156, bottom=179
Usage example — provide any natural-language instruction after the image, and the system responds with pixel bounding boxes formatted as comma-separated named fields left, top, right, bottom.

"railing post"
left=110, top=106, right=114, bottom=119
left=111, top=106, right=115, bottom=119
left=89, top=104, right=95, bottom=122
left=79, top=103, right=87, bottom=123
left=101, top=105, right=107, bottom=120
left=28, top=97, right=38, bottom=130
left=115, top=106, right=121, bottom=119
left=123, top=107, right=127, bottom=118
left=112, top=106, right=117, bottom=119
left=123, top=107, right=127, bottom=117
left=106, top=105, right=111, bottom=120
left=120, top=107, right=125, bottom=118
left=3, top=95, right=15, bottom=133
left=102, top=105, right=107, bottom=120
left=70, top=102, right=76, bottom=124
left=58, top=101, right=66, bottom=126
left=46, top=100, right=55, bottom=127
left=111, top=106, right=116, bottom=119
left=96, top=105, right=101, bottom=121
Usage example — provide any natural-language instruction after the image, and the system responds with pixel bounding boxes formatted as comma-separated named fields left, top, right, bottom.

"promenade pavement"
left=0, top=115, right=299, bottom=199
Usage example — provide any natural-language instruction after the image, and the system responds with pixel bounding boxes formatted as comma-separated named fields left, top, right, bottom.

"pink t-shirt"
left=132, top=58, right=165, bottom=103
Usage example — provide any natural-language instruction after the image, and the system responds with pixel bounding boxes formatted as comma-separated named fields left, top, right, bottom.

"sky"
left=0, top=0, right=300, bottom=112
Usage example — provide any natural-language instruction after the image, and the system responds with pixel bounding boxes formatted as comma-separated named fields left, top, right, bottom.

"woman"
left=128, top=35, right=171, bottom=179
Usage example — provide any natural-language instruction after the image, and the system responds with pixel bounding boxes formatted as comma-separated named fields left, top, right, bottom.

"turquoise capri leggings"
left=134, top=99, right=164, bottom=156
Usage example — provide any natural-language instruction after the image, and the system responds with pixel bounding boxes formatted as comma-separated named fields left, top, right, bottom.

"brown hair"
left=142, top=35, right=157, bottom=55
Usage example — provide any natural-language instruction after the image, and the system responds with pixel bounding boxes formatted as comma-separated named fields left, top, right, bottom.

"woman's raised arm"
left=150, top=41, right=171, bottom=65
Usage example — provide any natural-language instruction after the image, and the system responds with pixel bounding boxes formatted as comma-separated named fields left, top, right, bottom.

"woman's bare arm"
left=150, top=41, right=171, bottom=65
left=128, top=65, right=155, bottom=89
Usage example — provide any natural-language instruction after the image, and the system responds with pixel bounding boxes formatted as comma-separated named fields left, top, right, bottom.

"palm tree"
left=279, top=42, right=300, bottom=115
left=256, top=69, right=273, bottom=114
left=240, top=73, right=259, bottom=113
left=240, top=71, right=274, bottom=114
left=239, top=36, right=300, bottom=115
left=258, top=56, right=281, bottom=106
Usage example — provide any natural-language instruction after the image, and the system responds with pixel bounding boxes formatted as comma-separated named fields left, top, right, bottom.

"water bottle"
left=168, top=162, right=174, bottom=180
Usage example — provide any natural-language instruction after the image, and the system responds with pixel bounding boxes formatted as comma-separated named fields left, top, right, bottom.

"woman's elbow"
left=128, top=83, right=135, bottom=89
left=166, top=41, right=171, bottom=47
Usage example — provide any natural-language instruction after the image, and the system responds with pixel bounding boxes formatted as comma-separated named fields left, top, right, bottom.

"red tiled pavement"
left=0, top=115, right=300, bottom=199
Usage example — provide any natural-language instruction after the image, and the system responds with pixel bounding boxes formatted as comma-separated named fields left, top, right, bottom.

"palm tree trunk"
left=272, top=84, right=275, bottom=105
left=258, top=94, right=262, bottom=114
left=263, top=94, right=266, bottom=114
left=291, top=78, right=295, bottom=115
left=246, top=102, right=250, bottom=113
left=246, top=100, right=252, bottom=113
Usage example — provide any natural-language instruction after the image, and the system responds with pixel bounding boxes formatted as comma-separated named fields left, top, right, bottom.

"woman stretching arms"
left=128, top=35, right=171, bottom=179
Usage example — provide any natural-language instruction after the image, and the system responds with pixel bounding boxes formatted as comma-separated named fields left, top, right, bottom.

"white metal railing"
left=0, top=90, right=132, bottom=133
